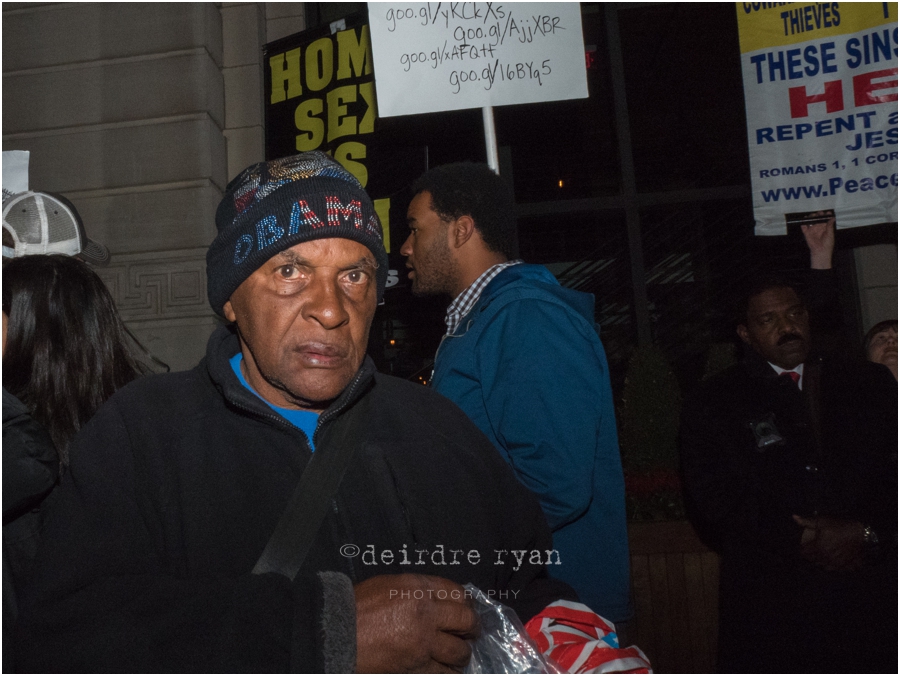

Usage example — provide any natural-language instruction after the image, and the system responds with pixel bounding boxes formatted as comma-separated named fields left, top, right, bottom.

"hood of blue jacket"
left=480, top=263, right=596, bottom=325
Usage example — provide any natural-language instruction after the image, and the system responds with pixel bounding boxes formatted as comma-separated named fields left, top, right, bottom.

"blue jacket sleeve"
left=475, top=298, right=619, bottom=531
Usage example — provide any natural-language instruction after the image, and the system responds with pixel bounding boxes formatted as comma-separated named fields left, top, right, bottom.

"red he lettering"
left=854, top=68, right=898, bottom=107
left=789, top=80, right=843, bottom=118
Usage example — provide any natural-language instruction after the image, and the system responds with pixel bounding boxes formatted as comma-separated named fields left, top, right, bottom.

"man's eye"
left=345, top=270, right=368, bottom=284
left=278, top=265, right=299, bottom=279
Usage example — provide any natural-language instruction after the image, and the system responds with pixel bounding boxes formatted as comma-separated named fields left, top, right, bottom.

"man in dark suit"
left=680, top=275, right=897, bottom=673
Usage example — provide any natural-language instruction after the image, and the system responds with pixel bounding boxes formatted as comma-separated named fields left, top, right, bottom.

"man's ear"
left=223, top=300, right=237, bottom=323
left=736, top=324, right=751, bottom=345
left=449, top=215, right=477, bottom=249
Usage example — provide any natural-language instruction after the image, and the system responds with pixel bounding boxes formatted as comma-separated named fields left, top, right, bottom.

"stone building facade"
left=3, top=2, right=306, bottom=370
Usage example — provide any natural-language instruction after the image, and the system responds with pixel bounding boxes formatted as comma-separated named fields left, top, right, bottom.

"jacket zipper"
left=226, top=367, right=371, bottom=572
left=431, top=320, right=473, bottom=383
left=311, top=367, right=368, bottom=446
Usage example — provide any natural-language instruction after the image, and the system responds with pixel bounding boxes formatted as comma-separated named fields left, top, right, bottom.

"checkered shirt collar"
left=445, top=260, right=523, bottom=335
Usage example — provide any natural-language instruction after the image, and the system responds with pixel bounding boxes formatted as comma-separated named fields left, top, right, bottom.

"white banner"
left=368, top=2, right=588, bottom=117
left=737, top=2, right=898, bottom=235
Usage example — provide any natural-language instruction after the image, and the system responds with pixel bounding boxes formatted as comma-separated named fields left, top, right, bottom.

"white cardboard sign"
left=368, top=2, right=588, bottom=117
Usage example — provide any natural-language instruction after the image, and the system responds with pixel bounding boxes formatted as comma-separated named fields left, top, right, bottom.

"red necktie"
left=782, top=371, right=800, bottom=387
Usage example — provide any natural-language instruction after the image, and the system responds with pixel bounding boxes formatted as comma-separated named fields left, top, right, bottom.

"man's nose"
left=400, top=235, right=413, bottom=257
left=775, top=318, right=800, bottom=338
left=303, top=277, right=350, bottom=329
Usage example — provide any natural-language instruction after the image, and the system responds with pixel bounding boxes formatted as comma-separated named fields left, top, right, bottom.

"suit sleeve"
left=13, top=399, right=356, bottom=673
left=476, top=299, right=620, bottom=532
left=804, top=268, right=858, bottom=359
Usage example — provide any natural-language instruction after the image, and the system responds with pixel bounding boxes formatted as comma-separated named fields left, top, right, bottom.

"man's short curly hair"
left=410, top=162, right=516, bottom=258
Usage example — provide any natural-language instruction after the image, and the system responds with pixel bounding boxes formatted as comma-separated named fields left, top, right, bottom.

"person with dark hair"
left=864, top=319, right=897, bottom=380
left=2, top=254, right=148, bottom=465
left=2, top=254, right=151, bottom=671
left=400, top=162, right=632, bottom=630
left=680, top=276, right=897, bottom=673
left=14, top=153, right=649, bottom=673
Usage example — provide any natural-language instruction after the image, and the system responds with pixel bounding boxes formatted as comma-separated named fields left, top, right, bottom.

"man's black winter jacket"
left=16, top=326, right=573, bottom=672
left=680, top=350, right=897, bottom=673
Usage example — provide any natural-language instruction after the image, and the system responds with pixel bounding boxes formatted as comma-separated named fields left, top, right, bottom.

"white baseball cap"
left=2, top=191, right=110, bottom=266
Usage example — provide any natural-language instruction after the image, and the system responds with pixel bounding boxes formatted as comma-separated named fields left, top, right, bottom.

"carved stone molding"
left=97, top=247, right=212, bottom=323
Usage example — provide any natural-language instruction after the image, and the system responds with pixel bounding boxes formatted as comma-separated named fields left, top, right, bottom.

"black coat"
left=2, top=388, right=59, bottom=525
left=3, top=388, right=59, bottom=675
left=15, top=326, right=574, bottom=673
left=680, top=351, right=897, bottom=673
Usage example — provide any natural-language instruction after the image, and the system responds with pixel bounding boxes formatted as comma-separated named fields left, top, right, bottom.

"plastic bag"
left=464, top=583, right=565, bottom=674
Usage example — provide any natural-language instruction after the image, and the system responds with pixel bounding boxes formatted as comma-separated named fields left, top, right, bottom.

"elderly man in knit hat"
left=14, top=153, right=620, bottom=674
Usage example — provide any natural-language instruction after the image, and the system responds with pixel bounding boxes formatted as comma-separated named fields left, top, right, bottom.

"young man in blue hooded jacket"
left=401, top=162, right=632, bottom=627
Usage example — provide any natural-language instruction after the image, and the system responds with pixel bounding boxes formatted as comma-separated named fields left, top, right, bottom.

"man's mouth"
left=295, top=342, right=346, bottom=366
